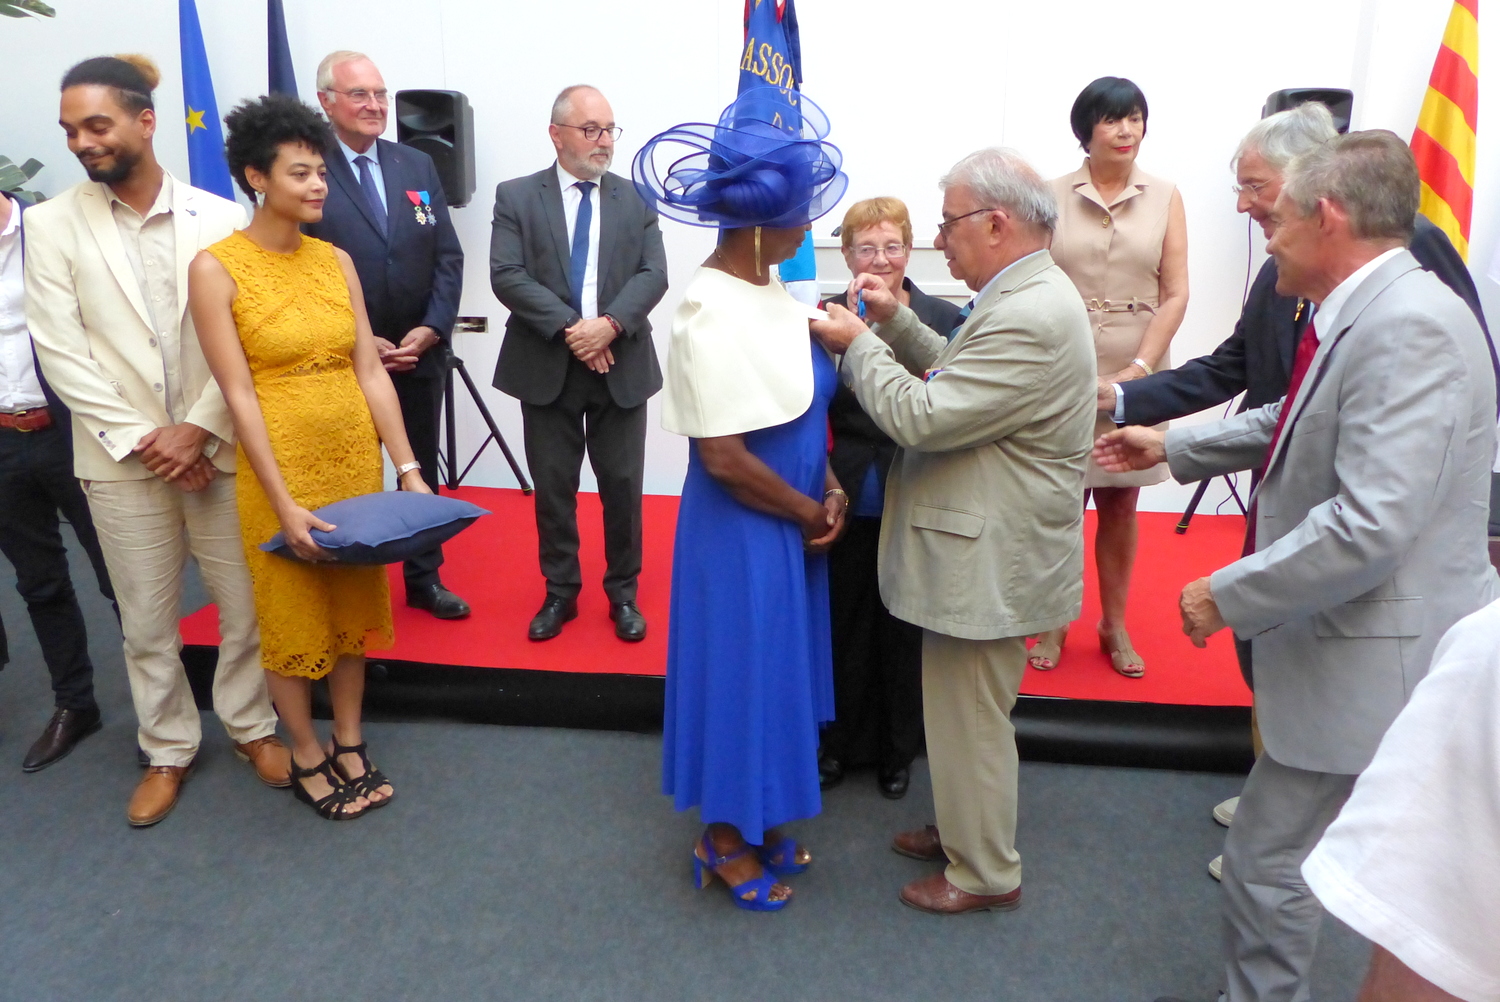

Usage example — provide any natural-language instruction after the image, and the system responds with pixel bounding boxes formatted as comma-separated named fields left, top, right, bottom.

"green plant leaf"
left=0, top=0, right=58, bottom=17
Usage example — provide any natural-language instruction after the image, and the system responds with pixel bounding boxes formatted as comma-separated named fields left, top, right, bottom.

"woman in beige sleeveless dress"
left=1036, top=77, right=1188, bottom=677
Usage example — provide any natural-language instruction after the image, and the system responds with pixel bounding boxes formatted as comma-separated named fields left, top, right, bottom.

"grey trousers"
left=1222, top=753, right=1357, bottom=1002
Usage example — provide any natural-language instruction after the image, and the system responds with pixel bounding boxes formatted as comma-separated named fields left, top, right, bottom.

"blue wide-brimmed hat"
left=631, top=86, right=847, bottom=229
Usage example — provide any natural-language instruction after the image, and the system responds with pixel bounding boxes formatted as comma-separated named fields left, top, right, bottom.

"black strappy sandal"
left=290, top=756, right=367, bottom=820
left=328, top=740, right=394, bottom=808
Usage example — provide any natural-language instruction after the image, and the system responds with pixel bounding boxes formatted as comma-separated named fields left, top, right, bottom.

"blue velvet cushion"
left=260, top=491, right=489, bottom=564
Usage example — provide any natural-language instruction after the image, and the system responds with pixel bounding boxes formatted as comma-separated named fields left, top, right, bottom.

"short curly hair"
left=223, top=93, right=334, bottom=200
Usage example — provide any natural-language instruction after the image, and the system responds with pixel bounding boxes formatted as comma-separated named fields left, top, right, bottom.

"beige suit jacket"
left=23, top=175, right=246, bottom=481
left=841, top=250, right=1097, bottom=640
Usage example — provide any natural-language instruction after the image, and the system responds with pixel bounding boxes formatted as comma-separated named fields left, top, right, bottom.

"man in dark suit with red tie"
left=307, top=50, right=469, bottom=619
left=489, top=85, right=668, bottom=642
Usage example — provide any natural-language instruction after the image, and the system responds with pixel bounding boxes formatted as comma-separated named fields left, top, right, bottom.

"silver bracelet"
left=1132, top=357, right=1155, bottom=377
left=395, top=461, right=421, bottom=477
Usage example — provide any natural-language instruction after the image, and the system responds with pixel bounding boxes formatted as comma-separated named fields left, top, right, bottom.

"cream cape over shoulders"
left=661, top=266, right=827, bottom=439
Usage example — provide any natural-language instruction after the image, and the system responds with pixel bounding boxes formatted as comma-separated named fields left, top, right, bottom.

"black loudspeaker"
left=395, top=89, right=476, bottom=208
left=1262, top=88, right=1354, bottom=134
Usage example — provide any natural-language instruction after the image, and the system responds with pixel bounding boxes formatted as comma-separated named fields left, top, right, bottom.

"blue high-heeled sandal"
left=693, top=835, right=791, bottom=912
left=756, top=835, right=810, bottom=877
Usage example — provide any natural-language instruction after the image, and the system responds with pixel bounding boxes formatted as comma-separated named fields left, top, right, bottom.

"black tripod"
left=439, top=345, right=532, bottom=494
left=1175, top=474, right=1247, bottom=534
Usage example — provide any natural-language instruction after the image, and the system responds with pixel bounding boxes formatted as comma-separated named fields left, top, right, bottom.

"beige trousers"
left=922, top=630, right=1028, bottom=896
left=82, top=473, right=274, bottom=767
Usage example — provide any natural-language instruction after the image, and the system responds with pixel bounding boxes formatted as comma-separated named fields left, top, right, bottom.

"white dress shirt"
left=0, top=194, right=48, bottom=413
left=340, top=137, right=388, bottom=212
left=556, top=161, right=602, bottom=319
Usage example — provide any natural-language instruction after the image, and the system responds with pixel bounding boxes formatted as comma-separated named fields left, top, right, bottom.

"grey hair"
left=551, top=84, right=600, bottom=125
left=316, top=50, right=369, bottom=93
left=1281, top=130, right=1418, bottom=242
left=939, top=147, right=1058, bottom=234
left=1234, top=102, right=1339, bottom=171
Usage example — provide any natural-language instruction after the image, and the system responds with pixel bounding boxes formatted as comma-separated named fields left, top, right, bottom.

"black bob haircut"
left=223, top=94, right=334, bottom=201
left=61, top=56, right=157, bottom=115
left=1069, top=76, right=1149, bottom=150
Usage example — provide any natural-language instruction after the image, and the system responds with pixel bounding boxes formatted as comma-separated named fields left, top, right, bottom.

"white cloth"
left=661, top=267, right=826, bottom=439
left=339, top=137, right=387, bottom=212
left=555, top=160, right=602, bottom=319
left=1303, top=598, right=1500, bottom=1002
left=0, top=194, right=47, bottom=413
left=1315, top=246, right=1401, bottom=335
left=104, top=176, right=187, bottom=423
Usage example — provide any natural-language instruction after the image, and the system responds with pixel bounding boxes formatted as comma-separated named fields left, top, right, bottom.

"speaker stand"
left=440, top=347, right=532, bottom=494
left=1175, top=475, right=1246, bottom=535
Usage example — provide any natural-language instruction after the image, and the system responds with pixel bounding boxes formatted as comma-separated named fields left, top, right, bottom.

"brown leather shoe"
left=892, top=824, right=948, bottom=862
left=899, top=871, right=1021, bottom=914
left=127, top=764, right=192, bottom=827
left=234, top=735, right=292, bottom=788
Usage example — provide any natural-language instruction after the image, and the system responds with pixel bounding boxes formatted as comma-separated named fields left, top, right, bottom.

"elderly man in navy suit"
left=307, top=50, right=469, bottom=619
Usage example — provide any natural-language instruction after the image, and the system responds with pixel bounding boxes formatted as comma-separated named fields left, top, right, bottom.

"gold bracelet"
left=1132, top=357, right=1155, bottom=377
left=824, top=488, right=848, bottom=501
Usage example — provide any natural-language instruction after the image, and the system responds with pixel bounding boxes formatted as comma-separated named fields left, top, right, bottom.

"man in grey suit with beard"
left=1097, top=131, right=1500, bottom=1002
left=490, top=85, right=668, bottom=643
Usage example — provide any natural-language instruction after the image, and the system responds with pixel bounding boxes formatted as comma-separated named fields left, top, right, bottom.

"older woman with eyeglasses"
left=818, top=198, right=962, bottom=799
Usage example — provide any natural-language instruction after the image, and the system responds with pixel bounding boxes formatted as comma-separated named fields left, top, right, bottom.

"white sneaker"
left=1213, top=796, right=1239, bottom=827
left=1209, top=854, right=1223, bottom=881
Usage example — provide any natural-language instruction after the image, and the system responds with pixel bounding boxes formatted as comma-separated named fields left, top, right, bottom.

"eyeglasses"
left=851, top=243, right=909, bottom=261
left=326, top=88, right=389, bottom=107
left=1232, top=180, right=1271, bottom=196
left=936, top=207, right=997, bottom=235
left=556, top=124, right=624, bottom=142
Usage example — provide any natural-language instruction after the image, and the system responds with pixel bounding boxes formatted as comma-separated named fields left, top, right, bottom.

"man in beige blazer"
left=812, top=147, right=1096, bottom=913
left=24, top=56, right=287, bottom=826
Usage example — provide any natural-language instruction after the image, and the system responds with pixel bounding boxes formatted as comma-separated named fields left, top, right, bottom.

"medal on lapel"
left=406, top=190, right=433, bottom=225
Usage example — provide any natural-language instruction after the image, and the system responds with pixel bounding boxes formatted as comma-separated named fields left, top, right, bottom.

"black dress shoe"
left=22, top=706, right=102, bottom=773
left=528, top=595, right=578, bottom=641
left=406, top=583, right=471, bottom=620
left=818, top=750, right=844, bottom=789
left=878, top=765, right=911, bottom=800
left=609, top=601, right=647, bottom=642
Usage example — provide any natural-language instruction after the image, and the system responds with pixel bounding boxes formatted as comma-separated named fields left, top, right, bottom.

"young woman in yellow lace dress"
left=189, top=95, right=430, bottom=820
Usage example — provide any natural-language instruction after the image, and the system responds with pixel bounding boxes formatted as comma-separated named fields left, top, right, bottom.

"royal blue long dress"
left=663, top=338, right=837, bottom=843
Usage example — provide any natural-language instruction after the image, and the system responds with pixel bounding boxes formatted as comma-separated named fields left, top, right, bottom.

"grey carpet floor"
left=0, top=532, right=1373, bottom=1001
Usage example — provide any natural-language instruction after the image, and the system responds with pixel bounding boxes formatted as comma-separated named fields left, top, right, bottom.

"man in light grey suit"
left=812, top=148, right=1096, bottom=914
left=1097, top=131, right=1499, bottom=1002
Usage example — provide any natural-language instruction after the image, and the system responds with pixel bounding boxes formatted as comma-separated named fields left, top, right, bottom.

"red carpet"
left=180, top=487, right=1251, bottom=707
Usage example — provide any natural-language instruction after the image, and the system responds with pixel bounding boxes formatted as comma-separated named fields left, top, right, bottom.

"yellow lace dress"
left=206, top=231, right=393, bottom=679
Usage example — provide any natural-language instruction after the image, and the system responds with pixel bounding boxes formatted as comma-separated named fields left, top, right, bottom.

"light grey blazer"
left=1167, top=250, right=1500, bottom=774
left=841, top=250, right=1097, bottom=640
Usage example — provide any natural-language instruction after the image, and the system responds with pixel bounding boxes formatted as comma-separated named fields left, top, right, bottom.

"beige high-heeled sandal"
left=1098, top=625, right=1145, bottom=678
left=1028, top=626, right=1068, bottom=671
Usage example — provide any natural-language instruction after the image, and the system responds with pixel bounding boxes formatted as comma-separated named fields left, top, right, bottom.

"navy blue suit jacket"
left=1121, top=215, right=1495, bottom=426
left=303, top=139, right=463, bottom=381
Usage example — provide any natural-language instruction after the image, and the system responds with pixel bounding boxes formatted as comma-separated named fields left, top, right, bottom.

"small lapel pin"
left=187, top=208, right=197, bottom=216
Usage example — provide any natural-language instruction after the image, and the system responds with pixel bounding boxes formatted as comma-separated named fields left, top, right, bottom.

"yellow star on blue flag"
left=178, top=0, right=234, bottom=198
left=185, top=107, right=207, bottom=133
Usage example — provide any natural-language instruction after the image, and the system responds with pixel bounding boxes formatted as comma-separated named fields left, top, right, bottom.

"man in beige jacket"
left=25, top=56, right=287, bottom=826
left=812, top=147, right=1096, bottom=913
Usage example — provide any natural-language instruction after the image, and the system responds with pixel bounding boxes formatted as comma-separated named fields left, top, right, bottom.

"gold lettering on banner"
left=740, top=35, right=800, bottom=102
left=740, top=39, right=755, bottom=72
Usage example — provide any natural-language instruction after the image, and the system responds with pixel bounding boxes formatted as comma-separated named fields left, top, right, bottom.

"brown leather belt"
left=0, top=407, right=53, bottom=432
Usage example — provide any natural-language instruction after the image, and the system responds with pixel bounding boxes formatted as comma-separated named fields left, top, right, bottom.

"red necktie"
left=1244, top=320, right=1320, bottom=556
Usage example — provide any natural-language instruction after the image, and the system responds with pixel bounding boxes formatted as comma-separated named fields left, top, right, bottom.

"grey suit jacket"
left=841, top=250, right=1097, bottom=640
left=488, top=166, right=668, bottom=409
left=1166, top=250, right=1500, bottom=774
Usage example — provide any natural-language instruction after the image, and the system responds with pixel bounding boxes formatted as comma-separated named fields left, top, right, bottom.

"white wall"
left=2, top=0, right=1483, bottom=507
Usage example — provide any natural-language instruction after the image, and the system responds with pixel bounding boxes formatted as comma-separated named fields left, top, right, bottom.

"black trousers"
left=0, top=421, right=115, bottom=710
left=390, top=366, right=445, bottom=590
left=821, top=516, right=924, bottom=771
left=520, top=360, right=646, bottom=604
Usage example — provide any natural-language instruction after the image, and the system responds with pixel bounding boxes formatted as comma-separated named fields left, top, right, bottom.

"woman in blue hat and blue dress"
left=633, top=87, right=849, bottom=911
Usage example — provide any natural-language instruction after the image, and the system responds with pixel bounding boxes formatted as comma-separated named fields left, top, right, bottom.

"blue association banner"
left=178, top=0, right=234, bottom=199
left=268, top=0, right=298, bottom=96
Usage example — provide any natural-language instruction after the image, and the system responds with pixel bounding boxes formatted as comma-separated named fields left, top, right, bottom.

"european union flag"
left=268, top=0, right=298, bottom=96
left=178, top=0, right=234, bottom=199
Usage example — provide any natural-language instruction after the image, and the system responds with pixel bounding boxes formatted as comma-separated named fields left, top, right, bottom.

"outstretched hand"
left=809, top=303, right=869, bottom=354
left=1092, top=426, right=1167, bottom=473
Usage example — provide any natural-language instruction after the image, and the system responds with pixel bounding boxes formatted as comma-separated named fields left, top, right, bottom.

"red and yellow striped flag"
left=1411, top=0, right=1479, bottom=260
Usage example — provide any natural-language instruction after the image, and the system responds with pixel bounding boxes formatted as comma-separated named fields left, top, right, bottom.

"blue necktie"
left=354, top=155, right=387, bottom=234
left=569, top=181, right=596, bottom=315
left=949, top=299, right=974, bottom=340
